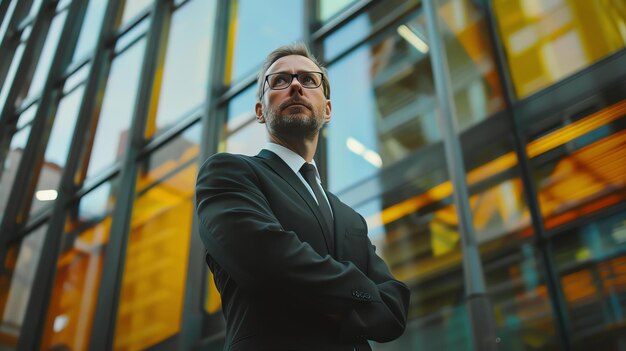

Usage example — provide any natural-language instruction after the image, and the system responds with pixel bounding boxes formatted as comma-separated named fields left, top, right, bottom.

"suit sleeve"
left=339, top=215, right=411, bottom=343
left=195, top=153, right=381, bottom=313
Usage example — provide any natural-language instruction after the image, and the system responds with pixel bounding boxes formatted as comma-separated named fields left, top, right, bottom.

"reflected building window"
left=494, top=0, right=626, bottom=97
left=325, top=1, right=504, bottom=194
left=527, top=99, right=626, bottom=230
left=552, top=210, right=626, bottom=350
left=326, top=12, right=440, bottom=193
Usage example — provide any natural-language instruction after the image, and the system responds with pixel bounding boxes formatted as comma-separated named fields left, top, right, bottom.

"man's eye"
left=302, top=75, right=315, bottom=83
left=273, top=76, right=288, bottom=84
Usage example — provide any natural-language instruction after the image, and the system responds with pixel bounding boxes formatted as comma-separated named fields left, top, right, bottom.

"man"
left=195, top=43, right=410, bottom=351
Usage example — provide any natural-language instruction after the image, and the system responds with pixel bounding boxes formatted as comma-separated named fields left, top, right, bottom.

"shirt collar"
left=264, top=143, right=320, bottom=180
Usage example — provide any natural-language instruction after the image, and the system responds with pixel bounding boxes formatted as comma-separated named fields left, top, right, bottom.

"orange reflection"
left=494, top=0, right=626, bottom=97
left=41, top=218, right=111, bottom=350
left=113, top=162, right=196, bottom=350
left=438, top=0, right=504, bottom=112
left=367, top=100, right=626, bottom=233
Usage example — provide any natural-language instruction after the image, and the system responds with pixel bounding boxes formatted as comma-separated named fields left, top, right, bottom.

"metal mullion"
left=323, top=4, right=421, bottom=67
left=136, top=156, right=197, bottom=198
left=423, top=0, right=498, bottom=350
left=482, top=0, right=572, bottom=349
left=10, top=0, right=89, bottom=348
left=115, top=3, right=151, bottom=37
left=140, top=112, right=202, bottom=158
left=306, top=0, right=329, bottom=186
left=215, top=72, right=256, bottom=106
left=87, top=0, right=169, bottom=349
left=0, top=0, right=10, bottom=25
left=0, top=0, right=33, bottom=88
left=0, top=0, right=57, bottom=124
left=8, top=0, right=125, bottom=347
left=0, top=0, right=54, bottom=183
left=481, top=0, right=518, bottom=105
left=181, top=0, right=230, bottom=348
left=0, top=0, right=39, bottom=176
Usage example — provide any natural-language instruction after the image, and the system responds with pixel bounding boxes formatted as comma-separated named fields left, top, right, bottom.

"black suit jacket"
left=195, top=150, right=410, bottom=351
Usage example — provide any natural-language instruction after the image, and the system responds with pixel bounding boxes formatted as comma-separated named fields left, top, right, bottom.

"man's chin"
left=271, top=118, right=323, bottom=137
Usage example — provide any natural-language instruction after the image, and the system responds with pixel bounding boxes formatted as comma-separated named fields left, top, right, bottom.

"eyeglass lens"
left=267, top=72, right=322, bottom=90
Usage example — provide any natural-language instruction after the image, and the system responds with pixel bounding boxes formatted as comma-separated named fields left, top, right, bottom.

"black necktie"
left=299, top=163, right=334, bottom=241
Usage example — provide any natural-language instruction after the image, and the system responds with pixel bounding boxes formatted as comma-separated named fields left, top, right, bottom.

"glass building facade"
left=0, top=0, right=625, bottom=350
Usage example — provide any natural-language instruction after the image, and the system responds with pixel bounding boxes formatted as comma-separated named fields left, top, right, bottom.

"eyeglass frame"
left=261, top=71, right=328, bottom=99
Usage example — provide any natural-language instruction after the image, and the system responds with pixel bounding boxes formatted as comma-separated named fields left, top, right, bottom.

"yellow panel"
left=493, top=0, right=626, bottom=97
left=113, top=164, right=195, bottom=351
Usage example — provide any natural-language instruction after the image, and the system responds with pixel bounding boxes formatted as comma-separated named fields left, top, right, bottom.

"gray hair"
left=256, top=42, right=330, bottom=101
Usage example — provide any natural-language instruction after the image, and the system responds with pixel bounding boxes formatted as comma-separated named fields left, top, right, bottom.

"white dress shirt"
left=263, top=143, right=333, bottom=217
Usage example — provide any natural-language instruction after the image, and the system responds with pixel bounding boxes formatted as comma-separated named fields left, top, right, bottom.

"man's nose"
left=288, top=76, right=304, bottom=96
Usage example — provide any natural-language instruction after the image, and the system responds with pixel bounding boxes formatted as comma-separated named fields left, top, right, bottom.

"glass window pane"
left=494, top=0, right=626, bottom=98
left=23, top=10, right=68, bottom=102
left=40, top=180, right=118, bottom=350
left=0, top=105, right=37, bottom=224
left=223, top=119, right=266, bottom=156
left=80, top=39, right=146, bottom=184
left=316, top=0, right=357, bottom=24
left=222, top=86, right=266, bottom=155
left=326, top=14, right=440, bottom=193
left=113, top=163, right=197, bottom=350
left=483, top=240, right=561, bottom=350
left=145, top=0, right=214, bottom=138
left=461, top=118, right=561, bottom=349
left=341, top=159, right=474, bottom=350
left=119, top=0, right=152, bottom=27
left=323, top=0, right=418, bottom=62
left=528, top=99, right=626, bottom=230
left=225, top=0, right=304, bottom=85
left=552, top=211, right=626, bottom=349
left=72, top=0, right=108, bottom=62
left=326, top=3, right=506, bottom=193
left=29, top=85, right=85, bottom=217
left=137, top=122, right=201, bottom=193
left=435, top=0, right=505, bottom=128
left=0, top=224, right=48, bottom=345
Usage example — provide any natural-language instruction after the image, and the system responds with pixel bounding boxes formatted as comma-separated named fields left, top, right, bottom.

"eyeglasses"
left=264, top=71, right=325, bottom=95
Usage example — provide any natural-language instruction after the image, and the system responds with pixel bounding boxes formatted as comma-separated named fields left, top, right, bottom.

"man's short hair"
left=256, top=42, right=330, bottom=101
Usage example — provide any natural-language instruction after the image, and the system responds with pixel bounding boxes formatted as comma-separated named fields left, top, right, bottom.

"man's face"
left=255, top=55, right=331, bottom=139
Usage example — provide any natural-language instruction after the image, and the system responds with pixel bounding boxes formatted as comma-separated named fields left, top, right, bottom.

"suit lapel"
left=256, top=150, right=334, bottom=253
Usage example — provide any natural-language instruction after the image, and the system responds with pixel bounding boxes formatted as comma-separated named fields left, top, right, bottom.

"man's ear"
left=324, top=99, right=332, bottom=123
left=255, top=101, right=265, bottom=123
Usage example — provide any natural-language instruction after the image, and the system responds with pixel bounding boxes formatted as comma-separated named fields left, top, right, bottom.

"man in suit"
left=195, top=43, right=410, bottom=351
